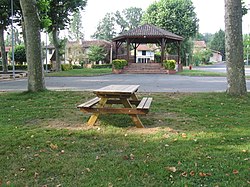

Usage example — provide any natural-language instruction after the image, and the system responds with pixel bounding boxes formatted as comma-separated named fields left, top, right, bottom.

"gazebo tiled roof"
left=112, top=24, right=183, bottom=43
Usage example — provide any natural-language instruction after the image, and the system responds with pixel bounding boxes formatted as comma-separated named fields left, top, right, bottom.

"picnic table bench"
left=77, top=85, right=152, bottom=128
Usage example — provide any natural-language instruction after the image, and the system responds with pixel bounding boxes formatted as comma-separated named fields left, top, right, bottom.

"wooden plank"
left=143, top=97, right=153, bottom=109
left=137, top=97, right=148, bottom=109
left=120, top=98, right=144, bottom=128
left=80, top=107, right=148, bottom=115
left=77, top=97, right=100, bottom=108
left=106, top=99, right=140, bottom=105
left=87, top=98, right=107, bottom=126
left=94, top=85, right=140, bottom=95
left=137, top=97, right=153, bottom=109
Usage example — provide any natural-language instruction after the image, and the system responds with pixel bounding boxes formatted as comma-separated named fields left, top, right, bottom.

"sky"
left=81, top=0, right=250, bottom=40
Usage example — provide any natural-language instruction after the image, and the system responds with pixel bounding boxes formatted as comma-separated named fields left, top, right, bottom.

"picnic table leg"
left=131, top=93, right=139, bottom=101
left=87, top=98, right=107, bottom=126
left=120, top=98, right=144, bottom=128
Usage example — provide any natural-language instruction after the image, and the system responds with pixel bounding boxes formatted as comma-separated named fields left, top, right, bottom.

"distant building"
left=193, top=40, right=222, bottom=62
left=133, top=44, right=156, bottom=63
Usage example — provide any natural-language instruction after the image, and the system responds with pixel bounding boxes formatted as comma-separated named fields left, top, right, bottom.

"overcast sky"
left=81, top=0, right=250, bottom=40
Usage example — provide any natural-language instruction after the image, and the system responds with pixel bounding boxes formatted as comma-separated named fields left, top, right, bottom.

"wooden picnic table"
left=77, top=85, right=152, bottom=128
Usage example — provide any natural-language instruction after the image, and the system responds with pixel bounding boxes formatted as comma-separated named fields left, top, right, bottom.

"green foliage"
left=143, top=0, right=198, bottom=64
left=243, top=34, right=250, bottom=61
left=69, top=11, right=84, bottom=40
left=61, top=64, right=73, bottom=71
left=92, top=64, right=112, bottom=69
left=112, top=59, right=128, bottom=69
left=192, top=49, right=213, bottom=65
left=115, top=7, right=143, bottom=33
left=8, top=45, right=26, bottom=65
left=92, top=7, right=143, bottom=40
left=46, top=0, right=87, bottom=33
left=208, top=29, right=225, bottom=60
left=91, top=13, right=116, bottom=41
left=72, top=65, right=82, bottom=69
left=88, top=45, right=107, bottom=63
left=163, top=60, right=176, bottom=70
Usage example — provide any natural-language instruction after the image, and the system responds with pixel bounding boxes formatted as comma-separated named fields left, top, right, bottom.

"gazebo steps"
left=123, top=63, right=168, bottom=74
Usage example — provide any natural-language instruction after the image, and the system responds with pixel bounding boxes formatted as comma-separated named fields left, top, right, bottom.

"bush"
left=61, top=64, right=73, bottom=71
left=72, top=65, right=82, bottom=69
left=112, top=59, right=128, bottom=69
left=92, top=64, right=112, bottom=69
left=163, top=60, right=176, bottom=70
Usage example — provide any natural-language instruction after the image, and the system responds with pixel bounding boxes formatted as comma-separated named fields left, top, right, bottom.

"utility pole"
left=11, top=0, right=15, bottom=79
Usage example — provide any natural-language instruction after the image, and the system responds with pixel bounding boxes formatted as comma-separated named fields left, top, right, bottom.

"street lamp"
left=11, top=0, right=15, bottom=79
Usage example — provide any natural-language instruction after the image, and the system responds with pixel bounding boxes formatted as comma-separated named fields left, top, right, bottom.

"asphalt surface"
left=1, top=62, right=250, bottom=92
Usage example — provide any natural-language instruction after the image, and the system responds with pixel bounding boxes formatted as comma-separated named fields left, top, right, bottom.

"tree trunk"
left=52, top=28, right=61, bottom=71
left=225, top=0, right=247, bottom=95
left=20, top=0, right=45, bottom=92
left=0, top=26, right=8, bottom=73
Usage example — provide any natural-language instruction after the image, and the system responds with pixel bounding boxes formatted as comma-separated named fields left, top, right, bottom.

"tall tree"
left=225, top=0, right=247, bottom=95
left=143, top=0, right=198, bottom=64
left=0, top=0, right=20, bottom=73
left=209, top=29, right=225, bottom=60
left=88, top=45, right=106, bottom=64
left=69, top=11, right=84, bottom=41
left=92, top=13, right=116, bottom=41
left=115, top=7, right=143, bottom=34
left=20, top=0, right=45, bottom=92
left=46, top=0, right=87, bottom=71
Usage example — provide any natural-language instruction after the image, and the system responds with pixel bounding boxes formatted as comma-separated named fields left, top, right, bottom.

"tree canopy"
left=92, top=7, right=144, bottom=40
left=91, top=13, right=116, bottom=41
left=88, top=45, right=107, bottom=63
left=142, top=0, right=198, bottom=63
left=209, top=29, right=225, bottom=60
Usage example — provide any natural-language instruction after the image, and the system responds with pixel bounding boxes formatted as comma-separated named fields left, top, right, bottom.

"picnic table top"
left=93, top=85, right=140, bottom=95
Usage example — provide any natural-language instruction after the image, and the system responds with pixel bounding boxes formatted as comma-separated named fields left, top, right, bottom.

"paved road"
left=1, top=74, right=250, bottom=92
left=193, top=62, right=250, bottom=75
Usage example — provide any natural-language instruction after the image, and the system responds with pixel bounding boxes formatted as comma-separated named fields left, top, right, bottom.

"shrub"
left=61, top=64, right=73, bottom=71
left=112, top=59, right=128, bottom=69
left=92, top=64, right=112, bottom=69
left=72, top=65, right=83, bottom=69
left=163, top=60, right=176, bottom=70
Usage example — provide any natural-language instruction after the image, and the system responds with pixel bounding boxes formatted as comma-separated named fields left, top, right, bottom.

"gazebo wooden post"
left=161, top=38, right=166, bottom=63
left=134, top=43, right=137, bottom=63
left=177, top=42, right=180, bottom=64
left=126, top=39, right=130, bottom=62
left=177, top=41, right=183, bottom=72
left=115, top=41, right=118, bottom=59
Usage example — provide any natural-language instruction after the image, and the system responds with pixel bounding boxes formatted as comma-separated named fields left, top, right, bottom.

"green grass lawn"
left=0, top=91, right=249, bottom=186
left=46, top=68, right=112, bottom=77
left=177, top=69, right=226, bottom=77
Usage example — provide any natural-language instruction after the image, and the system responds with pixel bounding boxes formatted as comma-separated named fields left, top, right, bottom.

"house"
left=81, top=40, right=111, bottom=65
left=43, top=44, right=56, bottom=67
left=0, top=46, right=11, bottom=63
left=193, top=41, right=222, bottom=62
left=132, top=44, right=156, bottom=63
left=193, top=41, right=207, bottom=52
left=210, top=50, right=222, bottom=62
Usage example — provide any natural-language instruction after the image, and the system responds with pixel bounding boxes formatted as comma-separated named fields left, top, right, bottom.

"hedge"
left=163, top=60, right=176, bottom=70
left=112, top=59, right=128, bottom=69
left=92, top=64, right=112, bottom=69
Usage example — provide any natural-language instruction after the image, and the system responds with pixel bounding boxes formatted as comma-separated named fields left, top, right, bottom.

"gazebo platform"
left=122, top=63, right=168, bottom=74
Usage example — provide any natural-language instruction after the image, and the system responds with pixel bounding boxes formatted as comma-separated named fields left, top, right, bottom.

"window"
left=49, top=49, right=53, bottom=54
left=142, top=50, right=146, bottom=55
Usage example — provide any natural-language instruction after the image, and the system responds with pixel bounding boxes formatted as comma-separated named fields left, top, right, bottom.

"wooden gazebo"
left=112, top=24, right=184, bottom=64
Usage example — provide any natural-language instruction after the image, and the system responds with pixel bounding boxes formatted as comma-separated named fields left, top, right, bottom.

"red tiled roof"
left=194, top=41, right=206, bottom=48
left=82, top=40, right=111, bottom=48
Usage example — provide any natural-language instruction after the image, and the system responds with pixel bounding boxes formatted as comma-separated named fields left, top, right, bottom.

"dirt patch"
left=41, top=117, right=181, bottom=135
